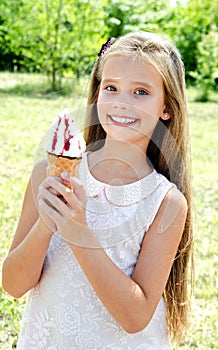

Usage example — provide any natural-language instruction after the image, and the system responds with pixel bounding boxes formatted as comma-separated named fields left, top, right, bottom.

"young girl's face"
left=97, top=55, right=169, bottom=152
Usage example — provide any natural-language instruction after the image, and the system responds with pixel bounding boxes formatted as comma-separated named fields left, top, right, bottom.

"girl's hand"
left=38, top=173, right=90, bottom=246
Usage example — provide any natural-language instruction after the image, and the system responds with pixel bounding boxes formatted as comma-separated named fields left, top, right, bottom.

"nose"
left=112, top=91, right=131, bottom=110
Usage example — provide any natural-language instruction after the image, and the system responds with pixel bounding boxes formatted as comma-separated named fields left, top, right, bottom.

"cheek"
left=138, top=107, right=161, bottom=137
left=97, top=104, right=108, bottom=130
left=97, top=93, right=110, bottom=120
left=96, top=101, right=109, bottom=135
left=137, top=99, right=164, bottom=125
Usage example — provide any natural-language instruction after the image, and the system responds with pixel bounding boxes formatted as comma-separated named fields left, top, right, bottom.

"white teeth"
left=110, top=116, right=136, bottom=124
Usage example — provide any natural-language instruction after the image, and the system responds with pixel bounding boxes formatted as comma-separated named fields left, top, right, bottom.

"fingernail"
left=61, top=172, right=68, bottom=179
left=46, top=177, right=53, bottom=185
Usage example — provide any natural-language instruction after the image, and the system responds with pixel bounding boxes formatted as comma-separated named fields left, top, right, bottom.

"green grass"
left=0, top=73, right=217, bottom=349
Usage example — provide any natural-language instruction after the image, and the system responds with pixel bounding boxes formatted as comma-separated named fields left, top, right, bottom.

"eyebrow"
left=101, top=78, right=154, bottom=90
left=134, top=81, right=154, bottom=90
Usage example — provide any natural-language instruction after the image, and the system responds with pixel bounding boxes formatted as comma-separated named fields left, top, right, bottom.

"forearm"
left=2, top=220, right=53, bottom=298
left=71, top=242, right=149, bottom=333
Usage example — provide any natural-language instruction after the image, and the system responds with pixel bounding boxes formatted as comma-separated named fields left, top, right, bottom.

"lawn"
left=0, top=72, right=217, bottom=349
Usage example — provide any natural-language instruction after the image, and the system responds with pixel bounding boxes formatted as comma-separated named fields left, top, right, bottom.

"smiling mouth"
left=109, top=115, right=137, bottom=126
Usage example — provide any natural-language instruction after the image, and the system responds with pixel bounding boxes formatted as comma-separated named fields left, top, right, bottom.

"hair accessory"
left=98, top=38, right=113, bottom=57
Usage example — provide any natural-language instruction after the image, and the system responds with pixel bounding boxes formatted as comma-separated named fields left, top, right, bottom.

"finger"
left=46, top=166, right=49, bottom=176
left=38, top=184, right=62, bottom=210
left=39, top=184, right=78, bottom=221
left=61, top=172, right=71, bottom=184
left=69, top=176, right=87, bottom=204
left=38, top=183, right=59, bottom=203
left=44, top=176, right=71, bottom=196
left=38, top=187, right=72, bottom=220
left=38, top=190, right=54, bottom=210
left=46, top=176, right=83, bottom=210
left=39, top=197, right=63, bottom=222
left=38, top=177, right=59, bottom=198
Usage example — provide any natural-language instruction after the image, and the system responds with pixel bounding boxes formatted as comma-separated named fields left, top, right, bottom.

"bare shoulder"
left=164, top=186, right=187, bottom=215
left=165, top=185, right=187, bottom=207
left=156, top=186, right=188, bottom=235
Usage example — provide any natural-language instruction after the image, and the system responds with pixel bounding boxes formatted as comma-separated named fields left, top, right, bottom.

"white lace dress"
left=17, top=152, right=174, bottom=350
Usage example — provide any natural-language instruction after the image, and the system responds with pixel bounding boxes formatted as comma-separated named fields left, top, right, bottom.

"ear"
left=160, top=112, right=171, bottom=121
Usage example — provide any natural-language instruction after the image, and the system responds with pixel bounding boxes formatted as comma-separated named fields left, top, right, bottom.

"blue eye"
left=106, top=85, right=116, bottom=92
left=135, top=89, right=148, bottom=95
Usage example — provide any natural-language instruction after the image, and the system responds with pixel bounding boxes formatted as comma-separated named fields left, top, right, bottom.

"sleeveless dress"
left=17, top=152, right=174, bottom=350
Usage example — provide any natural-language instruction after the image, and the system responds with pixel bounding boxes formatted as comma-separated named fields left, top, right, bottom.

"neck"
left=104, top=138, right=148, bottom=160
left=90, top=138, right=153, bottom=181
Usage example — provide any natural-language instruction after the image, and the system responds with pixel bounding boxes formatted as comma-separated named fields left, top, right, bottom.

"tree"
left=164, top=0, right=218, bottom=84
left=1, top=0, right=217, bottom=93
left=193, top=31, right=218, bottom=101
left=0, top=0, right=25, bottom=71
left=102, top=0, right=172, bottom=38
left=0, top=0, right=105, bottom=90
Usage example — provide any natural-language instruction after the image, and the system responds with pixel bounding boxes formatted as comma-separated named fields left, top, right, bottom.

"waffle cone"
left=47, top=153, right=81, bottom=177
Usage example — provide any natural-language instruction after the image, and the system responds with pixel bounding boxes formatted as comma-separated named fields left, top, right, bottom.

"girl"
left=2, top=32, right=193, bottom=349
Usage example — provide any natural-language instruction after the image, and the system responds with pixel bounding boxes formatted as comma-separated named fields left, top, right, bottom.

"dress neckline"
left=80, top=151, right=166, bottom=206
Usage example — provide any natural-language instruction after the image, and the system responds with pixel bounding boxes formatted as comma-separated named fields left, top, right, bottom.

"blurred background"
left=0, top=0, right=217, bottom=98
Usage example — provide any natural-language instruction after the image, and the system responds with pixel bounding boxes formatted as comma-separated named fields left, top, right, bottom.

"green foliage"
left=0, top=0, right=105, bottom=90
left=164, top=0, right=218, bottom=84
left=102, top=0, right=171, bottom=37
left=192, top=31, right=218, bottom=101
left=0, top=0, right=217, bottom=91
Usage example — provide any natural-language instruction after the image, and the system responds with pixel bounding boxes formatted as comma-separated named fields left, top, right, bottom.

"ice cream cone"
left=47, top=153, right=81, bottom=177
left=46, top=109, right=86, bottom=181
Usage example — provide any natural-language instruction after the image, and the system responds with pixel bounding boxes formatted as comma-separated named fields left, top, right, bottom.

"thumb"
left=70, top=176, right=87, bottom=204
left=61, top=172, right=71, bottom=182
left=61, top=172, right=72, bottom=189
left=61, top=172, right=87, bottom=203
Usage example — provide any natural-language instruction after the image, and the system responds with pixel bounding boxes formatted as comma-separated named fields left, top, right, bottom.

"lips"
left=109, top=115, right=138, bottom=126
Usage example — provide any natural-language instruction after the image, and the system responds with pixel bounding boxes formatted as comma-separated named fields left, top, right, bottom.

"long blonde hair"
left=84, top=31, right=193, bottom=343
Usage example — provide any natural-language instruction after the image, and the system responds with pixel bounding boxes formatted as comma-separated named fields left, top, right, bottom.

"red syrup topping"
left=52, top=116, right=61, bottom=152
left=60, top=115, right=74, bottom=155
left=78, top=140, right=81, bottom=150
left=64, top=138, right=71, bottom=151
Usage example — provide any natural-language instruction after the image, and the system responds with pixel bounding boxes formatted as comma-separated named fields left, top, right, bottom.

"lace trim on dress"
left=79, top=152, right=166, bottom=206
